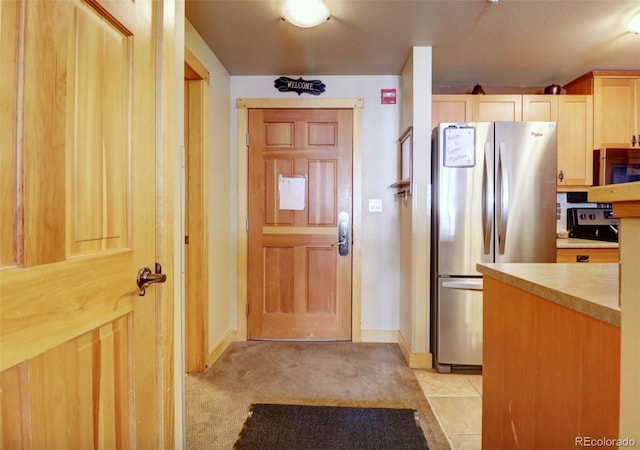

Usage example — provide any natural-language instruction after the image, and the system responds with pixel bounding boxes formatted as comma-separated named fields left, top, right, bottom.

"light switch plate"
left=368, top=199, right=382, bottom=212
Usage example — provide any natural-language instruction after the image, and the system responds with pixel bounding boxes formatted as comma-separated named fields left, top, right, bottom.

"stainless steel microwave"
left=593, top=147, right=640, bottom=185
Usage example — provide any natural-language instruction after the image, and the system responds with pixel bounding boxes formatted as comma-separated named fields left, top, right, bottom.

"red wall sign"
left=381, top=88, right=396, bottom=104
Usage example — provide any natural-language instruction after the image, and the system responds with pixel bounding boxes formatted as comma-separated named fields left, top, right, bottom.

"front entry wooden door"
left=247, top=108, right=353, bottom=340
left=0, top=0, right=163, bottom=447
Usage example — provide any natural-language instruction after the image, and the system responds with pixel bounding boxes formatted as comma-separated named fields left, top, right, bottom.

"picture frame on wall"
left=390, top=126, right=413, bottom=197
left=400, top=126, right=413, bottom=184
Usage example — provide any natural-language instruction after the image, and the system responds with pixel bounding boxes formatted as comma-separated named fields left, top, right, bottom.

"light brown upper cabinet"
left=556, top=95, right=593, bottom=190
left=431, top=95, right=472, bottom=131
left=432, top=94, right=523, bottom=127
left=524, top=95, right=594, bottom=190
left=564, top=71, right=640, bottom=149
left=432, top=94, right=594, bottom=190
left=471, top=95, right=522, bottom=121
left=522, top=95, right=558, bottom=122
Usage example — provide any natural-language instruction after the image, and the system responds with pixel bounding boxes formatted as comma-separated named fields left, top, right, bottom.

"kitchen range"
left=567, top=207, right=619, bottom=242
left=430, top=121, right=557, bottom=373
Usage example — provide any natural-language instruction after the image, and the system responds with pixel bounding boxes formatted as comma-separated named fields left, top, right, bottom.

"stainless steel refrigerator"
left=430, top=121, right=557, bottom=373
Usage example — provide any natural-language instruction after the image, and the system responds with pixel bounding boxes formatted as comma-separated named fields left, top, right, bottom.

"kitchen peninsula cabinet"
left=478, top=263, right=620, bottom=449
left=564, top=71, right=640, bottom=149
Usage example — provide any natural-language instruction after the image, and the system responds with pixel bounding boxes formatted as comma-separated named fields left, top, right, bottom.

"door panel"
left=434, top=122, right=494, bottom=276
left=1, top=316, right=132, bottom=448
left=494, top=122, right=557, bottom=263
left=69, top=2, right=129, bottom=255
left=0, top=0, right=159, bottom=446
left=0, top=0, right=19, bottom=267
left=308, top=160, right=337, bottom=224
left=247, top=109, right=352, bottom=340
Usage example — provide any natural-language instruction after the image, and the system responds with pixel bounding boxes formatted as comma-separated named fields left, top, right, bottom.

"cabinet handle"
left=576, top=254, right=589, bottom=263
left=632, top=135, right=637, bottom=147
left=558, top=170, right=564, bottom=182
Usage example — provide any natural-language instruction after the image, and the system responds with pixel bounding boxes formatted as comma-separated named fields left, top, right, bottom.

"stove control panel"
left=567, top=208, right=618, bottom=227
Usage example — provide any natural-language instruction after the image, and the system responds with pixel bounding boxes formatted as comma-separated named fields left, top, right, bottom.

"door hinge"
left=246, top=133, right=249, bottom=147
left=246, top=303, right=249, bottom=316
left=246, top=218, right=249, bottom=232
left=184, top=235, right=189, bottom=244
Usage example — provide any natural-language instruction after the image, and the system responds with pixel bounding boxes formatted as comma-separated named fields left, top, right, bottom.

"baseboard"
left=206, top=329, right=238, bottom=368
left=359, top=329, right=399, bottom=343
left=397, top=331, right=433, bottom=369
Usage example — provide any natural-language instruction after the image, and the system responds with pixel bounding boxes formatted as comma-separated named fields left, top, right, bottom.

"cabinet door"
left=432, top=95, right=471, bottom=130
left=557, top=96, right=593, bottom=189
left=522, top=95, right=558, bottom=122
left=472, top=95, right=522, bottom=121
left=593, top=78, right=637, bottom=148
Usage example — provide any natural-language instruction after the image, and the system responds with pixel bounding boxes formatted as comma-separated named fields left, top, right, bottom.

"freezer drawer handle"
left=442, top=280, right=483, bottom=290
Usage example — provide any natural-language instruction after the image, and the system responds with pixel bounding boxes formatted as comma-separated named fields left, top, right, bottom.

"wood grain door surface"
left=247, top=108, right=353, bottom=340
left=1, top=0, right=162, bottom=447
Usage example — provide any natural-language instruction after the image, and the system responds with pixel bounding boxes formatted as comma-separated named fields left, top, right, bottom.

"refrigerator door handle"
left=442, top=280, right=483, bottom=290
left=497, top=143, right=509, bottom=255
left=482, top=143, right=493, bottom=254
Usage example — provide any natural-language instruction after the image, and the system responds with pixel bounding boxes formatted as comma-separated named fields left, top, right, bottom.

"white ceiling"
left=185, top=0, right=640, bottom=91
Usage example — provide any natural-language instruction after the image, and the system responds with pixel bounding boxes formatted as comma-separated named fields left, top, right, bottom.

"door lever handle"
left=336, top=211, right=350, bottom=256
left=136, top=263, right=167, bottom=296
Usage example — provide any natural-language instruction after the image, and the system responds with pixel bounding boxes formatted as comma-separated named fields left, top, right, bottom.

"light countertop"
left=556, top=238, right=618, bottom=249
left=477, top=263, right=620, bottom=327
left=588, top=181, right=640, bottom=203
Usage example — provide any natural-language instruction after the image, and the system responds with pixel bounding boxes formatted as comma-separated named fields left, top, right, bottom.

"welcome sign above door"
left=274, top=76, right=326, bottom=96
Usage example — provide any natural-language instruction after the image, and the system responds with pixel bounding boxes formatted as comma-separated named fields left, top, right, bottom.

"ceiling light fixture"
left=280, top=0, right=331, bottom=28
left=629, top=13, right=640, bottom=34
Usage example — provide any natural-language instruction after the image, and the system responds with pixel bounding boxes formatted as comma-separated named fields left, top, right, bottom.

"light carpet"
left=186, top=341, right=451, bottom=449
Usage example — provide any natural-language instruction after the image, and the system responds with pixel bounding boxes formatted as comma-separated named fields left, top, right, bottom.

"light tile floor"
left=413, top=370, right=482, bottom=450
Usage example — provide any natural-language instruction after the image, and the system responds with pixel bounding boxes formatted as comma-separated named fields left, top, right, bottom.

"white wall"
left=409, top=48, right=432, bottom=355
left=231, top=76, right=402, bottom=331
left=183, top=30, right=430, bottom=346
left=398, top=56, right=414, bottom=346
left=399, top=48, right=433, bottom=362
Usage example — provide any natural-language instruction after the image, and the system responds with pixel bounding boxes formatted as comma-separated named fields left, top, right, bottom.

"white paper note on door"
left=279, top=175, right=306, bottom=210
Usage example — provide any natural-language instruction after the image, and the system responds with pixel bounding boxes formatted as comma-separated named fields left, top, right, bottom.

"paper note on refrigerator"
left=279, top=175, right=306, bottom=210
left=444, top=127, right=475, bottom=167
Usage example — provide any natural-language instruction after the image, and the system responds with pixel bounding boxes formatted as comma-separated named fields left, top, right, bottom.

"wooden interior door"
left=247, top=108, right=353, bottom=340
left=1, top=0, right=163, bottom=447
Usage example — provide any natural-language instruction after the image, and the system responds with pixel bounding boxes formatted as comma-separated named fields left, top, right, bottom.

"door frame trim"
left=184, top=53, right=210, bottom=373
left=236, top=98, right=363, bottom=341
